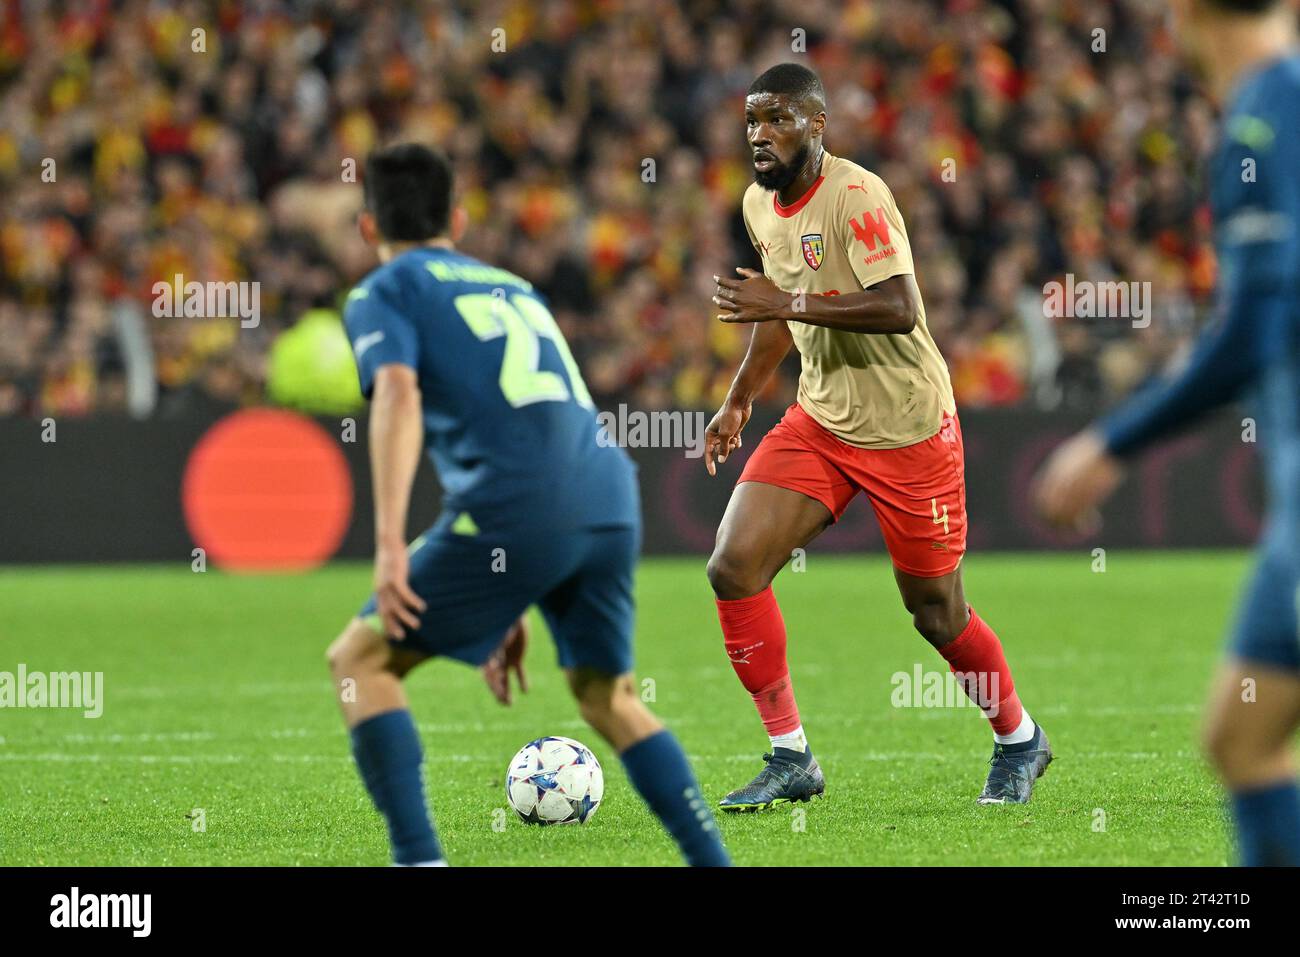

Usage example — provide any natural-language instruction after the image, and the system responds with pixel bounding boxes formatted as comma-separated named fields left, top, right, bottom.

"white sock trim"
left=769, top=725, right=808, bottom=753
left=994, top=709, right=1035, bottom=745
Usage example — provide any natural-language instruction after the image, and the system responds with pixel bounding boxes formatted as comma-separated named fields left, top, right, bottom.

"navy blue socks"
left=351, top=713, right=728, bottom=866
left=620, top=729, right=730, bottom=866
left=351, top=709, right=443, bottom=865
left=1231, top=779, right=1300, bottom=866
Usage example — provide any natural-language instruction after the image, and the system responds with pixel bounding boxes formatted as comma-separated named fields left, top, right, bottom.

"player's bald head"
left=747, top=63, right=826, bottom=117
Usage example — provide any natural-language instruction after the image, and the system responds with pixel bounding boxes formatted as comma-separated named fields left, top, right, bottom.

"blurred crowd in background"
left=0, top=0, right=1221, bottom=419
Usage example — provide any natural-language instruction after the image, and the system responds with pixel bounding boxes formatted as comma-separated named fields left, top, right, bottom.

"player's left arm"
left=482, top=615, right=530, bottom=706
left=714, top=172, right=921, bottom=332
left=714, top=269, right=920, bottom=333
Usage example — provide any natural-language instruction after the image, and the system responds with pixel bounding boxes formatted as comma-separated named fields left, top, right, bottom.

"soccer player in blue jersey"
left=326, top=143, right=729, bottom=867
left=1034, top=0, right=1300, bottom=866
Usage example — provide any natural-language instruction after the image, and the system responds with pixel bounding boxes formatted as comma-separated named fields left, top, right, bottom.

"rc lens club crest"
left=801, top=233, right=824, bottom=270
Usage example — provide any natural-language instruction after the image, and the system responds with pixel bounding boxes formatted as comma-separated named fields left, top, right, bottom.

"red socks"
left=715, top=586, right=802, bottom=737
left=938, top=606, right=1024, bottom=736
left=717, top=590, right=1022, bottom=741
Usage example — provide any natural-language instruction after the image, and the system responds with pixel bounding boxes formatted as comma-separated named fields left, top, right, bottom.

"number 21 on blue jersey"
left=452, top=290, right=595, bottom=410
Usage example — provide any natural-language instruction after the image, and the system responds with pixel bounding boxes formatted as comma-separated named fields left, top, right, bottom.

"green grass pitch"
left=0, top=551, right=1266, bottom=866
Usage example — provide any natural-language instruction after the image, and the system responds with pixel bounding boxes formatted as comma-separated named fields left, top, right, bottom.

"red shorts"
left=738, top=403, right=967, bottom=577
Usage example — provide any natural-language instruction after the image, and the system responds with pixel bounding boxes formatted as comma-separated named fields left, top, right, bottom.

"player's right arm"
left=705, top=272, right=794, bottom=476
left=369, top=363, right=427, bottom=639
left=1035, top=125, right=1297, bottom=528
left=344, top=278, right=428, bottom=638
left=1032, top=276, right=1277, bottom=531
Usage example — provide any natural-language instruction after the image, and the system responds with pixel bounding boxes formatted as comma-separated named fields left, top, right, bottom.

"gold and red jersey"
left=741, top=152, right=955, bottom=449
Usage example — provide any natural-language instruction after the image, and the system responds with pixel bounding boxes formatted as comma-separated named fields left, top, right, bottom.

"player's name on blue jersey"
left=422, top=258, right=534, bottom=292
left=346, top=259, right=533, bottom=303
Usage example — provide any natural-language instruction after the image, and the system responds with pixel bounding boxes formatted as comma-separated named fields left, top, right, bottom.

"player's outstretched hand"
left=373, top=540, right=427, bottom=639
left=1032, top=428, right=1124, bottom=531
left=713, top=268, right=788, bottom=323
left=482, top=615, right=530, bottom=706
left=704, top=398, right=751, bottom=476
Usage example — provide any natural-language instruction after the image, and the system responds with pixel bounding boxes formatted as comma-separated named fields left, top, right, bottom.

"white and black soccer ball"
left=505, top=735, right=604, bottom=825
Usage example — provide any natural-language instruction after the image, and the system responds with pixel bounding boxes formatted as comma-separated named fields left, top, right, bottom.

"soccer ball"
left=505, top=735, right=604, bottom=825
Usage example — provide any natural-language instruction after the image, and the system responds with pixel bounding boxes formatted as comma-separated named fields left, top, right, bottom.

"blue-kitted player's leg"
left=540, top=525, right=731, bottom=867
left=328, top=516, right=543, bottom=866
left=1203, top=542, right=1300, bottom=866
left=327, top=623, right=444, bottom=865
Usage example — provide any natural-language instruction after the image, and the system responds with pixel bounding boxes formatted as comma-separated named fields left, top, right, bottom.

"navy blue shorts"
left=1229, top=539, right=1300, bottom=671
left=359, top=511, right=640, bottom=676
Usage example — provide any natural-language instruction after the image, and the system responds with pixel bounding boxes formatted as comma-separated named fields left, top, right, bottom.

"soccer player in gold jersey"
left=705, top=63, right=1050, bottom=810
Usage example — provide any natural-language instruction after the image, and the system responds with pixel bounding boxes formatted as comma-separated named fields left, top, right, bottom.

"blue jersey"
left=344, top=247, right=637, bottom=531
left=1102, top=54, right=1300, bottom=535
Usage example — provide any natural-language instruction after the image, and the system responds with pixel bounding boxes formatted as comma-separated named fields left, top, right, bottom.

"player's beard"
left=754, top=142, right=811, bottom=193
